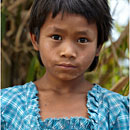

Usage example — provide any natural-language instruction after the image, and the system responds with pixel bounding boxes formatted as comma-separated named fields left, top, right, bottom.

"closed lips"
left=57, top=63, right=77, bottom=68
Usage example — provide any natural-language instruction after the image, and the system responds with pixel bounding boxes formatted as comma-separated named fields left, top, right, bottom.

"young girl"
left=1, top=0, right=129, bottom=129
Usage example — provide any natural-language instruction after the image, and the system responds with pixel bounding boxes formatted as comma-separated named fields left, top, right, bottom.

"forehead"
left=41, top=12, right=97, bottom=32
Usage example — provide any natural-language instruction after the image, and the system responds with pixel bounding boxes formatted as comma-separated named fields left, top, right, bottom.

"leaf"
left=110, top=76, right=129, bottom=92
left=26, top=56, right=38, bottom=82
left=122, top=82, right=129, bottom=96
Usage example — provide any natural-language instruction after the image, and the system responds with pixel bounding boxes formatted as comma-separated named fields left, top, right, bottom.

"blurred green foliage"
left=26, top=56, right=46, bottom=82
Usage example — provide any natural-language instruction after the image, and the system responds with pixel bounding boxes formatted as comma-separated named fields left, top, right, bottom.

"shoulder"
left=1, top=82, right=38, bottom=129
left=98, top=85, right=129, bottom=110
left=1, top=82, right=36, bottom=111
left=94, top=84, right=129, bottom=129
left=89, top=84, right=129, bottom=113
left=90, top=84, right=129, bottom=106
left=1, top=82, right=37, bottom=124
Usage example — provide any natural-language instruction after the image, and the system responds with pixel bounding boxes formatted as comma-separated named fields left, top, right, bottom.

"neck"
left=37, top=72, right=91, bottom=94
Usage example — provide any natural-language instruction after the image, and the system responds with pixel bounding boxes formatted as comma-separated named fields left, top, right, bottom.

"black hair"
left=29, top=0, right=113, bottom=71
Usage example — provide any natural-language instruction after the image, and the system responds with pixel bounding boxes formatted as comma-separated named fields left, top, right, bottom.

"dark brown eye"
left=51, top=35, right=62, bottom=40
left=77, top=38, right=88, bottom=44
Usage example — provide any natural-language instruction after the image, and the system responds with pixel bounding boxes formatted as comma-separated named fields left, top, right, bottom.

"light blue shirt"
left=1, top=82, right=129, bottom=130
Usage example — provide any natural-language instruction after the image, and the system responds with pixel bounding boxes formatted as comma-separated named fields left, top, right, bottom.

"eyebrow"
left=75, top=31, right=90, bottom=36
left=48, top=26, right=92, bottom=36
left=49, top=26, right=66, bottom=33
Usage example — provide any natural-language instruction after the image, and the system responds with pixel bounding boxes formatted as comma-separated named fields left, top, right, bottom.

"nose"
left=60, top=41, right=77, bottom=59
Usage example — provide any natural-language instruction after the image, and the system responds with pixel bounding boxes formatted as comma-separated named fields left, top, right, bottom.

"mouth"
left=56, top=63, right=77, bottom=69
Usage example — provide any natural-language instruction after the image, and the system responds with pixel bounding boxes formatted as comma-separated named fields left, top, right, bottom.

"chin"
left=56, top=73, right=81, bottom=81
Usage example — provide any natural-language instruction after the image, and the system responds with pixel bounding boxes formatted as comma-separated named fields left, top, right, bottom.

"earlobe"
left=30, top=33, right=39, bottom=51
left=96, top=45, right=103, bottom=56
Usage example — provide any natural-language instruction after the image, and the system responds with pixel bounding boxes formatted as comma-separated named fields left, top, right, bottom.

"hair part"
left=29, top=0, right=113, bottom=71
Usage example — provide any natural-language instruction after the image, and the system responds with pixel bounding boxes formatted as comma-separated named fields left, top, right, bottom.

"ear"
left=95, top=44, right=103, bottom=56
left=30, top=33, right=39, bottom=51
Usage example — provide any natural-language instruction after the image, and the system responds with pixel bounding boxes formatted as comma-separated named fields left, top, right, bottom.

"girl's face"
left=31, top=13, right=99, bottom=81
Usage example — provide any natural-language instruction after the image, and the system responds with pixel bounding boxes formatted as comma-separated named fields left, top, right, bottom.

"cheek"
left=39, top=44, right=56, bottom=67
left=39, top=45, right=50, bottom=65
left=79, top=47, right=96, bottom=69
